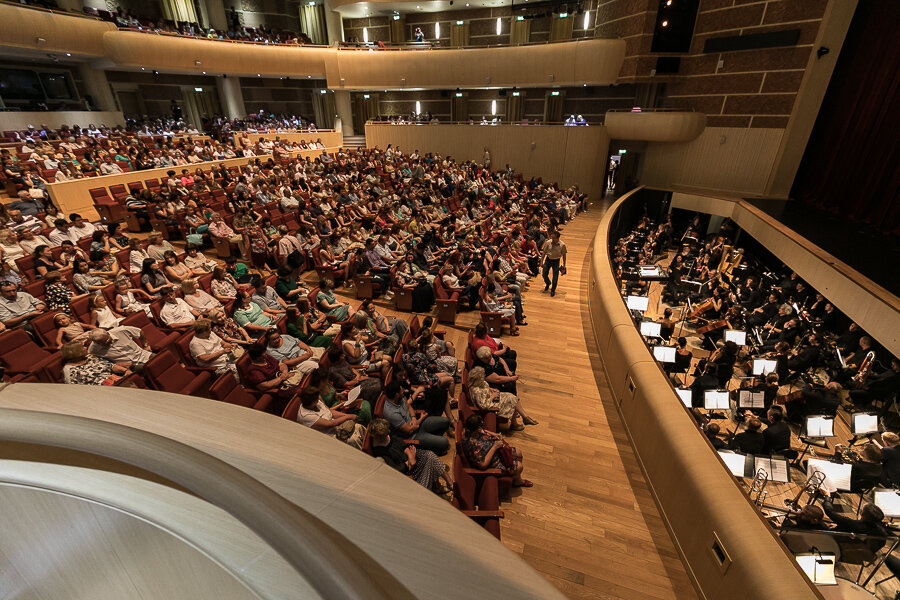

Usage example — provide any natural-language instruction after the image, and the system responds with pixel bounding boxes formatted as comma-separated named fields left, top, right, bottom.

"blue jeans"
left=413, top=416, right=450, bottom=455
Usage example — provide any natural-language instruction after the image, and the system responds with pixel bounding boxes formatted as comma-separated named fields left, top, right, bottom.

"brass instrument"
left=784, top=471, right=826, bottom=510
left=749, top=468, right=769, bottom=507
left=852, top=350, right=876, bottom=384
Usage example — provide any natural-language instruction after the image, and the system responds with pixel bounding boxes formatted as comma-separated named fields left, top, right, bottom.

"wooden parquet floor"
left=324, top=204, right=698, bottom=600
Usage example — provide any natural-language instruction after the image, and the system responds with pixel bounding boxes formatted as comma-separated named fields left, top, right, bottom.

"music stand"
left=737, top=390, right=766, bottom=410
left=724, top=330, right=747, bottom=346
left=793, top=416, right=834, bottom=467
left=795, top=553, right=837, bottom=585
left=752, top=359, right=777, bottom=376
left=704, top=390, right=729, bottom=410
left=754, top=455, right=791, bottom=483
left=640, top=321, right=662, bottom=338
left=718, top=451, right=752, bottom=478
left=626, top=295, right=649, bottom=312
left=653, top=346, right=676, bottom=363
left=849, top=413, right=879, bottom=446
left=675, top=389, right=692, bottom=408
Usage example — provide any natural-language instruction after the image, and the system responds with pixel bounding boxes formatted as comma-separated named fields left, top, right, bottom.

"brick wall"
left=597, top=0, right=828, bottom=127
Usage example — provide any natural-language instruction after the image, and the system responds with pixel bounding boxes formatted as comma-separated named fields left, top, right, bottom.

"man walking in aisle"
left=541, top=229, right=567, bottom=297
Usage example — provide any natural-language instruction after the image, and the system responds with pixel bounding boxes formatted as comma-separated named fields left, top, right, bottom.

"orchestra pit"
left=0, top=1, right=898, bottom=599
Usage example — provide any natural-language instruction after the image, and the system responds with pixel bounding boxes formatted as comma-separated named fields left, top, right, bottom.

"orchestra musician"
left=848, top=356, right=900, bottom=411
left=746, top=292, right=781, bottom=327
left=730, top=416, right=765, bottom=454
left=831, top=443, right=885, bottom=493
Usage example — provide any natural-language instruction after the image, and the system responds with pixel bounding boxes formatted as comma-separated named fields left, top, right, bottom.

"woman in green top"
left=232, top=291, right=276, bottom=335
left=316, top=278, right=351, bottom=321
left=310, top=367, right=372, bottom=426
left=284, top=303, right=333, bottom=349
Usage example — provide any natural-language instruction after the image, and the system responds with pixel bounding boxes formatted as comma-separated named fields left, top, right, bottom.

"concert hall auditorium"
left=0, top=0, right=898, bottom=598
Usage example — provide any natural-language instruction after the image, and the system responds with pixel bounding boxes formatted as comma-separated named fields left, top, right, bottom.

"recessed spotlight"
left=307, top=75, right=311, bottom=78
left=141, top=67, right=145, bottom=71
left=65, top=52, right=71, bottom=57
left=202, top=71, right=206, bottom=74
left=661, top=20, right=668, bottom=27
left=257, top=73, right=261, bottom=76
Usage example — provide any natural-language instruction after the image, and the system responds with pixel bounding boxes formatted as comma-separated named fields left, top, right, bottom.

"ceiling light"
left=65, top=52, right=71, bottom=57
left=202, top=71, right=206, bottom=74
left=662, top=20, right=668, bottom=26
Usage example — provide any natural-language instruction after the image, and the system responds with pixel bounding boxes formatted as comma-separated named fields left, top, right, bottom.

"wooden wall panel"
left=604, top=110, right=707, bottom=142
left=0, top=111, right=125, bottom=131
left=365, top=124, right=609, bottom=199
left=641, top=126, right=785, bottom=196
left=0, top=3, right=115, bottom=57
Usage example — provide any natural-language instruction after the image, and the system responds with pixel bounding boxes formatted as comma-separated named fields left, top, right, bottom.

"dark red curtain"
left=792, top=0, right=900, bottom=234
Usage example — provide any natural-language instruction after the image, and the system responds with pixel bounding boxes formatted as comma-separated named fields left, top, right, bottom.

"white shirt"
left=189, top=332, right=229, bottom=369
left=297, top=399, right=335, bottom=435
left=88, top=326, right=152, bottom=365
left=159, top=298, right=196, bottom=326
left=49, top=227, right=80, bottom=246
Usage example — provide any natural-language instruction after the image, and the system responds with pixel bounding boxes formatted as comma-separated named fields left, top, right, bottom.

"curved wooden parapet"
left=0, top=406, right=414, bottom=600
left=0, top=2, right=115, bottom=57
left=587, top=188, right=822, bottom=600
left=0, top=384, right=567, bottom=600
left=603, top=110, right=707, bottom=143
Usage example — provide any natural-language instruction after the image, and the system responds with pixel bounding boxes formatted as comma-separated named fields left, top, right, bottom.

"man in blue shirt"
left=381, top=381, right=450, bottom=455
left=9, top=191, right=44, bottom=217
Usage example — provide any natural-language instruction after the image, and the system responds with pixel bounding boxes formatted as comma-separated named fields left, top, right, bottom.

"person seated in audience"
left=159, top=286, right=199, bottom=330
left=210, top=266, right=239, bottom=304
left=232, top=291, right=277, bottom=335
left=33, top=245, right=64, bottom=278
left=72, top=259, right=105, bottom=294
left=208, top=306, right=253, bottom=346
left=183, top=245, right=217, bottom=275
left=382, top=380, right=450, bottom=455
left=326, top=346, right=383, bottom=405
left=417, top=328, right=457, bottom=378
left=359, top=299, right=409, bottom=346
left=308, top=367, right=371, bottom=425
left=467, top=366, right=537, bottom=431
left=57, top=241, right=87, bottom=268
left=439, top=264, right=478, bottom=309
left=393, top=258, right=434, bottom=312
left=284, top=300, right=333, bottom=349
left=821, top=490, right=888, bottom=552
left=61, top=341, right=132, bottom=386
left=68, top=214, right=97, bottom=239
left=472, top=322, right=516, bottom=372
left=482, top=284, right=522, bottom=335
left=181, top=279, right=221, bottom=315
left=296, top=386, right=364, bottom=448
left=106, top=223, right=131, bottom=251
left=340, top=321, right=391, bottom=379
left=146, top=232, right=176, bottom=261
left=252, top=277, right=287, bottom=316
left=730, top=417, right=765, bottom=454
left=87, top=326, right=154, bottom=374
left=161, top=250, right=191, bottom=283
left=367, top=418, right=452, bottom=495
left=208, top=212, right=248, bottom=258
left=54, top=312, right=95, bottom=346
left=245, top=343, right=300, bottom=413
left=15, top=228, right=51, bottom=258
left=113, top=278, right=152, bottom=317
left=316, top=278, right=351, bottom=321
left=264, top=329, right=319, bottom=375
left=43, top=271, right=76, bottom=315
left=140, top=258, right=172, bottom=298
left=0, top=281, right=45, bottom=333
left=401, top=338, right=456, bottom=423
left=274, top=265, right=308, bottom=303
left=89, top=293, right=124, bottom=329
left=128, top=238, right=150, bottom=273
left=189, top=318, right=239, bottom=379
left=474, top=345, right=518, bottom=395
left=461, top=414, right=531, bottom=487
left=0, top=230, right=24, bottom=271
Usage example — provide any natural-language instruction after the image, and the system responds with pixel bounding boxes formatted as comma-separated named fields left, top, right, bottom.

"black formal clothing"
left=822, top=498, right=888, bottom=552
left=731, top=430, right=766, bottom=454
left=850, top=461, right=884, bottom=493
left=763, top=421, right=791, bottom=454
left=881, top=446, right=900, bottom=488
left=371, top=437, right=411, bottom=474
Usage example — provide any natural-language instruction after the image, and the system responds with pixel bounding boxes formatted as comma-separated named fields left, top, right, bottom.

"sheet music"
left=704, top=390, right=729, bottom=410
left=752, top=359, right=777, bottom=375
left=718, top=451, right=747, bottom=478
left=640, top=321, right=662, bottom=337
left=852, top=413, right=878, bottom=435
left=754, top=456, right=789, bottom=483
left=806, top=416, right=834, bottom=438
left=836, top=348, right=846, bottom=368
left=724, top=330, right=747, bottom=345
left=653, top=346, right=675, bottom=363
left=807, top=459, right=852, bottom=492
left=874, top=489, right=900, bottom=518
left=339, top=385, right=362, bottom=408
left=738, top=390, right=766, bottom=409
left=626, top=295, right=649, bottom=311
left=676, top=389, right=692, bottom=407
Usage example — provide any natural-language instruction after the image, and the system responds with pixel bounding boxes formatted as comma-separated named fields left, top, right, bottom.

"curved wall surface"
left=588, top=188, right=822, bottom=600
left=0, top=383, right=567, bottom=600
left=0, top=6, right=624, bottom=90
left=603, top=110, right=707, bottom=143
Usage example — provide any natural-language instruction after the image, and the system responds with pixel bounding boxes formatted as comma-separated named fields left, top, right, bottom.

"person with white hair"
left=467, top=366, right=537, bottom=430
left=87, top=326, right=154, bottom=373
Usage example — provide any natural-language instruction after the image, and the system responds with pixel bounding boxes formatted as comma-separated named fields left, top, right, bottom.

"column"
left=216, top=76, right=247, bottom=120
left=334, top=90, right=353, bottom=136
left=78, top=63, right=117, bottom=112
left=198, top=0, right=227, bottom=31
left=323, top=0, right=344, bottom=45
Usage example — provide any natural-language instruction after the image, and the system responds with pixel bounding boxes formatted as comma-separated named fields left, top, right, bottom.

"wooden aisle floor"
left=326, top=203, right=698, bottom=600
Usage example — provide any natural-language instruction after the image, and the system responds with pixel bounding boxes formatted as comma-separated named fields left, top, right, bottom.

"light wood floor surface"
left=325, top=205, right=698, bottom=600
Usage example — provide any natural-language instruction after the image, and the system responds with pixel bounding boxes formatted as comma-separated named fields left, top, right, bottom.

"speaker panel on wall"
left=650, top=0, right=700, bottom=54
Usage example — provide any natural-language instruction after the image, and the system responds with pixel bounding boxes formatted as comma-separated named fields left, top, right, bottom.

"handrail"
left=366, top=120, right=590, bottom=126
left=606, top=108, right=699, bottom=113
left=0, top=407, right=415, bottom=600
left=336, top=37, right=610, bottom=51
left=114, top=27, right=330, bottom=48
